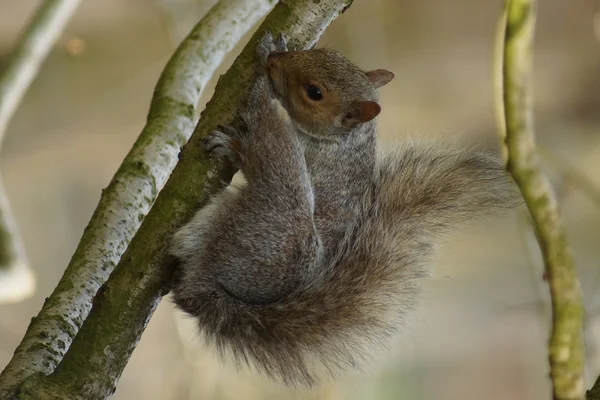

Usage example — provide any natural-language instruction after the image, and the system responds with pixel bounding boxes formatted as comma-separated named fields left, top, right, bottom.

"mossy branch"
left=0, top=0, right=82, bottom=303
left=12, top=0, right=354, bottom=399
left=500, top=1, right=585, bottom=399
left=0, top=0, right=276, bottom=397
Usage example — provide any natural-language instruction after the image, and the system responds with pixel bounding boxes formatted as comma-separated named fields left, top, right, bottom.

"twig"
left=500, top=1, right=585, bottom=399
left=0, top=0, right=81, bottom=141
left=0, top=176, right=34, bottom=303
left=538, top=146, right=600, bottom=211
left=494, top=0, right=509, bottom=162
left=0, top=0, right=81, bottom=303
left=15, top=1, right=355, bottom=398
left=497, top=11, right=600, bottom=211
left=0, top=0, right=276, bottom=397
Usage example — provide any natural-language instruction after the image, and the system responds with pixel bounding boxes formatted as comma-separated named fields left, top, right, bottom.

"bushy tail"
left=171, top=142, right=521, bottom=388
left=373, top=141, right=521, bottom=234
left=324, top=142, right=524, bottom=377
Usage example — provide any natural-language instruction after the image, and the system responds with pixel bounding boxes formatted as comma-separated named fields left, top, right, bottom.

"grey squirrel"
left=170, top=32, right=520, bottom=387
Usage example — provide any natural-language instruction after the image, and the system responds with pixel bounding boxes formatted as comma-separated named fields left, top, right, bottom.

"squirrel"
left=170, top=32, right=520, bottom=387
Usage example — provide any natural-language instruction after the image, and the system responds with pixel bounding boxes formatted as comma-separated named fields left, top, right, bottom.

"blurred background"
left=1, top=0, right=599, bottom=399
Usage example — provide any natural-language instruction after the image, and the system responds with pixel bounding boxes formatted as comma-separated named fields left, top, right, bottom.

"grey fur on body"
left=170, top=32, right=520, bottom=387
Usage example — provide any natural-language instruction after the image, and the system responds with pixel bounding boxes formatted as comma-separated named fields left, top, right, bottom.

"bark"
left=500, top=1, right=585, bottom=399
left=11, top=0, right=355, bottom=399
left=0, top=0, right=276, bottom=397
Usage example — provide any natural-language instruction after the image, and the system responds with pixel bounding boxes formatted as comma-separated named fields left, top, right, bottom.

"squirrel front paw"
left=256, top=31, right=288, bottom=70
left=240, top=31, right=289, bottom=130
left=201, top=126, right=242, bottom=167
left=256, top=31, right=275, bottom=71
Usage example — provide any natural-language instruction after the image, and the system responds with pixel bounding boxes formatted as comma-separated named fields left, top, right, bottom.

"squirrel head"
left=266, top=48, right=394, bottom=138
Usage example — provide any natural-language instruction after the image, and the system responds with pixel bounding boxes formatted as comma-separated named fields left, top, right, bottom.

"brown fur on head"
left=266, top=48, right=394, bottom=138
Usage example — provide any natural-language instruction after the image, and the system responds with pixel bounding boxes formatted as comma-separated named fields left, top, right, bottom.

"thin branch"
left=494, top=2, right=508, bottom=161
left=496, top=7, right=600, bottom=212
left=500, top=1, right=585, bottom=399
left=0, top=176, right=34, bottom=303
left=538, top=146, right=600, bottom=211
left=0, top=0, right=81, bottom=141
left=0, top=0, right=81, bottom=303
left=15, top=1, right=354, bottom=398
left=0, top=0, right=276, bottom=397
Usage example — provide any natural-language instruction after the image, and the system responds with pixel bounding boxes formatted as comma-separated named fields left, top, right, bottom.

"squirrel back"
left=170, top=33, right=521, bottom=387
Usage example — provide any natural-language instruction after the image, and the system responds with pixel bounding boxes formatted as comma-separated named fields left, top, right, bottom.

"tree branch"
left=0, top=0, right=276, bottom=397
left=0, top=176, right=34, bottom=304
left=500, top=1, right=585, bottom=399
left=0, top=0, right=81, bottom=141
left=538, top=146, right=600, bottom=211
left=15, top=1, right=354, bottom=398
left=0, top=0, right=82, bottom=303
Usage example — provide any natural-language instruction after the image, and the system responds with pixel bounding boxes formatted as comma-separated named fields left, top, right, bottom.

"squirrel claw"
left=202, top=128, right=242, bottom=167
left=215, top=124, right=240, bottom=138
left=273, top=33, right=288, bottom=52
left=201, top=129, right=238, bottom=159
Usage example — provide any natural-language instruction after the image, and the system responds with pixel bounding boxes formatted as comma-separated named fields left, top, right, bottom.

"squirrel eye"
left=305, top=84, right=323, bottom=101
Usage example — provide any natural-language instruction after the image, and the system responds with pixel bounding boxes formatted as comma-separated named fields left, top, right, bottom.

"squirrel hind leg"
left=170, top=174, right=247, bottom=261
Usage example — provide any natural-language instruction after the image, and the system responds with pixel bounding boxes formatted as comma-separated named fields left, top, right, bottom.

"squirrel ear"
left=365, top=69, right=395, bottom=89
left=342, top=101, right=381, bottom=128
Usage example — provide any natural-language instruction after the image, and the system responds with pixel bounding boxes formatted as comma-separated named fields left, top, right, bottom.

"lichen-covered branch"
left=0, top=176, right=34, bottom=304
left=0, top=0, right=82, bottom=304
left=0, top=0, right=275, bottom=397
left=15, top=1, right=354, bottom=398
left=500, top=1, right=585, bottom=399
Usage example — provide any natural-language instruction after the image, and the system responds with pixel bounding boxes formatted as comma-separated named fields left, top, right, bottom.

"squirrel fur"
left=170, top=32, right=520, bottom=387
